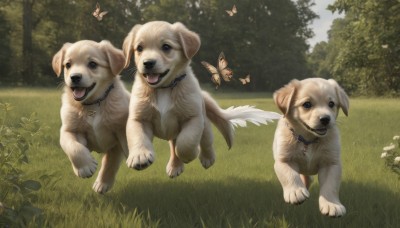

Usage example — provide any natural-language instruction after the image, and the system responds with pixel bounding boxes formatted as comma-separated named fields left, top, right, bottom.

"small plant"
left=381, top=135, right=400, bottom=178
left=0, top=102, right=45, bottom=227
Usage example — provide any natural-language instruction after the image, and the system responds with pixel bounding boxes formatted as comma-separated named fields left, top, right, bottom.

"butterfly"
left=201, top=52, right=233, bottom=89
left=239, top=74, right=251, bottom=85
left=226, top=5, right=237, bottom=16
left=92, top=2, right=108, bottom=21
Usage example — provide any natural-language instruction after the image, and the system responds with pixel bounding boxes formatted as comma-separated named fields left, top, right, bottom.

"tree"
left=327, top=0, right=400, bottom=96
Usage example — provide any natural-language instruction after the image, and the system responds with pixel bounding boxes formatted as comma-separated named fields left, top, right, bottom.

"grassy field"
left=1, top=87, right=399, bottom=227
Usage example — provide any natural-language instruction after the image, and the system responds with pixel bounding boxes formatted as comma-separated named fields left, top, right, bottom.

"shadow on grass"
left=105, top=178, right=400, bottom=227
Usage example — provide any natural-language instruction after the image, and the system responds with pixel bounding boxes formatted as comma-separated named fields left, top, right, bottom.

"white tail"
left=202, top=91, right=282, bottom=149
left=223, top=105, right=282, bottom=128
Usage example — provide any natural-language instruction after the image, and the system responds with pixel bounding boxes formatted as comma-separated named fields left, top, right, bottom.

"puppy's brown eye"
left=88, top=61, right=97, bottom=69
left=302, top=101, right=312, bottom=109
left=162, top=44, right=172, bottom=52
left=328, top=101, right=335, bottom=108
left=136, top=45, right=143, bottom=53
left=65, top=62, right=71, bottom=69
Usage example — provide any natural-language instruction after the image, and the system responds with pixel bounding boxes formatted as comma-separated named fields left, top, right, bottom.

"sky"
left=307, top=0, right=344, bottom=49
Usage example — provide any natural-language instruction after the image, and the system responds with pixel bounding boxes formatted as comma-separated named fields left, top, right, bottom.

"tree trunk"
left=22, top=0, right=33, bottom=85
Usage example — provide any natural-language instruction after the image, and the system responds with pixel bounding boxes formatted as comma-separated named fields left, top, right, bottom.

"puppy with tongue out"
left=122, top=21, right=281, bottom=178
left=52, top=40, right=130, bottom=194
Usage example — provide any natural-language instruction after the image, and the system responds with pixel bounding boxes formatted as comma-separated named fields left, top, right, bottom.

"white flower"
left=381, top=152, right=389, bottom=158
left=383, top=143, right=395, bottom=152
left=393, top=135, right=400, bottom=141
left=394, top=157, right=400, bottom=165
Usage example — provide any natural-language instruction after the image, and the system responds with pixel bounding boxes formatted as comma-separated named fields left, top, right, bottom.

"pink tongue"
left=146, top=74, right=160, bottom=84
left=73, top=88, right=86, bottom=99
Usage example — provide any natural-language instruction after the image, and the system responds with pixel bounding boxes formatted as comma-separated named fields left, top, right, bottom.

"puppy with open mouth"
left=123, top=21, right=281, bottom=178
left=273, top=78, right=349, bottom=217
left=52, top=40, right=130, bottom=194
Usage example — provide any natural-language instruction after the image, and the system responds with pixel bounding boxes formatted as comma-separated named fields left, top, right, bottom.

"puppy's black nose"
left=320, top=116, right=331, bottom=126
left=143, top=59, right=156, bottom=69
left=70, top=73, right=82, bottom=84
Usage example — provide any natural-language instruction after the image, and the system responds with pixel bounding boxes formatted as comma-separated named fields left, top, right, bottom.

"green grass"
left=1, top=88, right=400, bottom=227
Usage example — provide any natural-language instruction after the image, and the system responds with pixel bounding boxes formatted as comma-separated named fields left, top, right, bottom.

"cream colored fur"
left=123, top=21, right=281, bottom=178
left=52, top=40, right=130, bottom=194
left=272, top=78, right=349, bottom=217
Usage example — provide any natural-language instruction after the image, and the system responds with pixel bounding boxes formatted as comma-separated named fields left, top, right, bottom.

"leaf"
left=22, top=180, right=41, bottom=191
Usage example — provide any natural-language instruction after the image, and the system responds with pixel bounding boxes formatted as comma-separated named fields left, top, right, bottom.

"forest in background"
left=0, top=0, right=400, bottom=95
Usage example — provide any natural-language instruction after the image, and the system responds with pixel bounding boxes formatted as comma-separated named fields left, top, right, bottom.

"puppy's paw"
left=126, top=150, right=154, bottom=170
left=166, top=160, right=184, bottom=178
left=71, top=154, right=98, bottom=178
left=199, top=153, right=215, bottom=169
left=319, top=198, right=346, bottom=217
left=92, top=181, right=113, bottom=194
left=283, top=187, right=310, bottom=205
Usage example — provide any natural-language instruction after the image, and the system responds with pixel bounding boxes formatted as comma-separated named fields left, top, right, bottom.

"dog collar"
left=159, top=74, right=186, bottom=89
left=285, top=121, right=319, bottom=146
left=82, top=83, right=114, bottom=106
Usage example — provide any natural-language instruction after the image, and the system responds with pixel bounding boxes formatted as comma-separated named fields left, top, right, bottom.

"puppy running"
left=122, top=21, right=281, bottom=177
left=52, top=40, right=130, bottom=194
left=273, top=78, right=349, bottom=217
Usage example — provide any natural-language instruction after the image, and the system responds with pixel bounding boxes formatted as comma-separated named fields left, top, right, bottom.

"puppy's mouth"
left=300, top=120, right=328, bottom=136
left=143, top=69, right=170, bottom=85
left=71, top=83, right=96, bottom=101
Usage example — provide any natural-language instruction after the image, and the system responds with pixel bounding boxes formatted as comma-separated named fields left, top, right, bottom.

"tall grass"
left=0, top=88, right=399, bottom=227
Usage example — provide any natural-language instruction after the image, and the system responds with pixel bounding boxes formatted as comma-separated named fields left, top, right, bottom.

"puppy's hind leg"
left=300, top=174, right=313, bottom=190
left=199, top=119, right=215, bottom=169
left=166, top=139, right=184, bottom=178
left=93, top=147, right=123, bottom=194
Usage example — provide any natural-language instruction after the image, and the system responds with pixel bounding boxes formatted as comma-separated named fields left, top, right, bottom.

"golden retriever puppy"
left=123, top=21, right=281, bottom=177
left=272, top=78, right=349, bottom=217
left=52, top=40, right=130, bottom=194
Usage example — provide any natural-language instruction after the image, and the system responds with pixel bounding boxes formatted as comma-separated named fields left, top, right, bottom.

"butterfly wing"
left=226, top=5, right=237, bottom=16
left=201, top=61, right=221, bottom=88
left=93, top=2, right=100, bottom=17
left=239, top=74, right=251, bottom=85
left=232, top=5, right=237, bottom=14
left=218, top=52, right=233, bottom=82
left=97, top=11, right=108, bottom=21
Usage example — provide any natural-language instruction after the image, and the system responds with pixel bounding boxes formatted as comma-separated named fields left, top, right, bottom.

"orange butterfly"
left=201, top=52, right=233, bottom=89
left=226, top=5, right=237, bottom=16
left=239, top=74, right=251, bottom=85
left=92, top=2, right=108, bottom=21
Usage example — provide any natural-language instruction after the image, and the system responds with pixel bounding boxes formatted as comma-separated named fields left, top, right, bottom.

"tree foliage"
left=0, top=0, right=317, bottom=91
left=308, top=0, right=400, bottom=96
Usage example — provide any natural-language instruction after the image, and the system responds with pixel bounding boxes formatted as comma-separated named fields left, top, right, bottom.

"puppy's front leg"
left=175, top=115, right=204, bottom=163
left=126, top=120, right=155, bottom=170
left=60, top=129, right=97, bottom=178
left=274, top=161, right=310, bottom=204
left=318, top=164, right=346, bottom=217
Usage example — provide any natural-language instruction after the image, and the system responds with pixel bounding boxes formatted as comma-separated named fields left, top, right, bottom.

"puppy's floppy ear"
left=99, top=40, right=125, bottom=76
left=172, top=22, right=201, bottom=59
left=328, top=79, right=349, bottom=116
left=273, top=79, right=299, bottom=116
left=52, top=43, right=72, bottom=77
left=122, top=24, right=142, bottom=68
